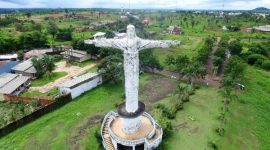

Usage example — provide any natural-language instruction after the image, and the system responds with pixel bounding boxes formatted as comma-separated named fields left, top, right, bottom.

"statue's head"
left=127, top=24, right=136, bottom=39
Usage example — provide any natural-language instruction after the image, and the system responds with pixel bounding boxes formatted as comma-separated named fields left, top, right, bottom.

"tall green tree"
left=228, top=40, right=242, bottom=56
left=42, top=55, right=56, bottom=78
left=17, top=50, right=24, bottom=61
left=140, top=49, right=162, bottom=72
left=182, top=61, right=207, bottom=88
left=223, top=56, right=246, bottom=87
left=97, top=55, right=123, bottom=83
left=31, top=57, right=45, bottom=78
left=47, top=21, right=58, bottom=39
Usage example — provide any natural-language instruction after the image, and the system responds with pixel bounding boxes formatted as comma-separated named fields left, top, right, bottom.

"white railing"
left=101, top=111, right=163, bottom=149
left=101, top=111, right=117, bottom=150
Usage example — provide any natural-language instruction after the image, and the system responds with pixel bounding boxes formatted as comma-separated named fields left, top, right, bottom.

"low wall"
left=0, top=94, right=72, bottom=137
left=3, top=95, right=53, bottom=106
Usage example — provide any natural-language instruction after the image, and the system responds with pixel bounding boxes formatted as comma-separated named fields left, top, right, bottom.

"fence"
left=0, top=94, right=72, bottom=137
left=3, top=95, right=53, bottom=106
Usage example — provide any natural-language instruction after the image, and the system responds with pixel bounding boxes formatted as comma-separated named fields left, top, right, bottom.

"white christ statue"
left=85, top=25, right=180, bottom=114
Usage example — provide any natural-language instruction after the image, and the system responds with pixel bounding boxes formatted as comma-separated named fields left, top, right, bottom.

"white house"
left=58, top=73, right=102, bottom=99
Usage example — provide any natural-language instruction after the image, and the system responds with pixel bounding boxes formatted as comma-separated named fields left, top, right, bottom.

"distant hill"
left=252, top=7, right=270, bottom=11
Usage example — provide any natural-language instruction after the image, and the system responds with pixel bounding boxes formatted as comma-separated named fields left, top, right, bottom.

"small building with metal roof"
left=58, top=73, right=102, bottom=99
left=11, top=59, right=37, bottom=79
left=61, top=49, right=91, bottom=62
left=0, top=73, right=30, bottom=100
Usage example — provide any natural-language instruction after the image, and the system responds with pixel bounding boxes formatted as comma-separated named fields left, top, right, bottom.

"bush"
left=247, top=54, right=267, bottom=65
left=157, top=116, right=173, bottom=138
left=208, top=140, right=218, bottom=149
left=94, top=127, right=103, bottom=149
left=262, top=60, right=270, bottom=71
left=29, top=99, right=40, bottom=108
left=216, top=127, right=225, bottom=136
left=155, top=104, right=176, bottom=119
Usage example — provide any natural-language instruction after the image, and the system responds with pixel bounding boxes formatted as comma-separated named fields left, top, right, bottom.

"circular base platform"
left=117, top=101, right=145, bottom=118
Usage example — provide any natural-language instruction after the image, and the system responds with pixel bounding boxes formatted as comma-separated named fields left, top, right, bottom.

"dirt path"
left=29, top=61, right=96, bottom=93
left=149, top=36, right=222, bottom=88
left=204, top=37, right=221, bottom=88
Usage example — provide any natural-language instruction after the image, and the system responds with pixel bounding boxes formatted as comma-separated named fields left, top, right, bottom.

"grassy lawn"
left=31, top=72, right=68, bottom=87
left=0, top=82, right=123, bottom=150
left=155, top=86, right=222, bottom=150
left=218, top=67, right=270, bottom=150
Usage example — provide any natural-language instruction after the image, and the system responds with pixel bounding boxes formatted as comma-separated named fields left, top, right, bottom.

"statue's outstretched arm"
left=138, top=39, right=180, bottom=51
left=84, top=39, right=125, bottom=51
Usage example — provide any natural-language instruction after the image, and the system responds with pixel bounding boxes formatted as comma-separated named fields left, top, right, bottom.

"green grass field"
left=156, top=86, right=222, bottom=150
left=31, top=72, right=67, bottom=87
left=0, top=83, right=123, bottom=150
left=218, top=67, right=270, bottom=150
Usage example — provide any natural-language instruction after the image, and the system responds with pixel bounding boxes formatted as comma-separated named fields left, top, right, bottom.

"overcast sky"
left=0, top=0, right=269, bottom=10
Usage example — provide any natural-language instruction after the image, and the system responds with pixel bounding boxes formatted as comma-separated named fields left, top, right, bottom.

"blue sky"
left=0, top=0, right=269, bottom=10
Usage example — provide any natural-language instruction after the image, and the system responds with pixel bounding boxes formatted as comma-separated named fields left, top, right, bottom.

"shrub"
left=262, top=60, right=270, bottom=71
left=157, top=116, right=173, bottom=138
left=208, top=140, right=218, bottom=149
left=94, top=127, right=103, bottom=149
left=247, top=54, right=267, bottom=65
left=155, top=104, right=176, bottom=119
left=216, top=127, right=225, bottom=136
left=29, top=99, right=40, bottom=108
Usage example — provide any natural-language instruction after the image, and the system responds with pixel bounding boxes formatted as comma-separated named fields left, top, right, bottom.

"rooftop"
left=58, top=73, right=99, bottom=89
left=60, top=50, right=88, bottom=58
left=254, top=25, right=270, bottom=32
left=11, top=59, right=37, bottom=73
left=94, top=32, right=106, bottom=37
left=0, top=73, right=30, bottom=94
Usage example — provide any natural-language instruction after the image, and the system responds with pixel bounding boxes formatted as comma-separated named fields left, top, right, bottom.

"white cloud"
left=0, top=0, right=269, bottom=9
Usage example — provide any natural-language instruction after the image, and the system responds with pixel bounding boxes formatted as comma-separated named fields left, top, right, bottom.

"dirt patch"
left=139, top=74, right=177, bottom=109
left=69, top=113, right=104, bottom=150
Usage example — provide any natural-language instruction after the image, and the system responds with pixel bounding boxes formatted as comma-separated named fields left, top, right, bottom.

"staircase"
left=102, top=116, right=115, bottom=150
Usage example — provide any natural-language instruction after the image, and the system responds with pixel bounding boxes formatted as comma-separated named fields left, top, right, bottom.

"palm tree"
left=182, top=61, right=207, bottom=89
left=42, top=55, right=56, bottom=79
left=31, top=57, right=45, bottom=78
left=173, top=83, right=190, bottom=111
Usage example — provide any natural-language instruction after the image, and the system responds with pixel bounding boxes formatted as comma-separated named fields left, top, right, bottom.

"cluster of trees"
left=31, top=55, right=56, bottom=78
left=0, top=15, right=17, bottom=27
left=244, top=42, right=270, bottom=71
left=213, top=37, right=229, bottom=75
left=166, top=55, right=207, bottom=89
left=225, top=26, right=240, bottom=32
left=15, top=21, right=42, bottom=32
left=47, top=21, right=74, bottom=42
left=195, top=37, right=215, bottom=64
left=226, top=39, right=270, bottom=71
left=0, top=31, right=48, bottom=54
left=97, top=48, right=162, bottom=83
